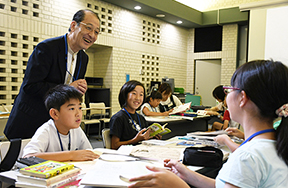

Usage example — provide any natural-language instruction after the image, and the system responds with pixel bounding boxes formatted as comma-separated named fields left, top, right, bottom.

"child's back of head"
left=45, top=84, right=83, bottom=111
left=145, top=90, right=162, bottom=103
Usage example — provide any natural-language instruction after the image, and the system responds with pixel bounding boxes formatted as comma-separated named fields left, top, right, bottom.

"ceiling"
left=100, top=0, right=249, bottom=28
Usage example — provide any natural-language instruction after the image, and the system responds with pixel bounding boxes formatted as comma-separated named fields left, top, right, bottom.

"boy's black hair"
left=44, top=84, right=83, bottom=111
left=118, top=80, right=145, bottom=108
left=212, top=85, right=226, bottom=101
left=145, top=90, right=162, bottom=103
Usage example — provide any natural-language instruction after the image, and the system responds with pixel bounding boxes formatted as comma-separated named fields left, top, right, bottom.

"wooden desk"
left=145, top=115, right=211, bottom=140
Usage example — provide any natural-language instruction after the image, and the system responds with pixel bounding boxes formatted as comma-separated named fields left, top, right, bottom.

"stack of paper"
left=80, top=159, right=162, bottom=187
left=186, top=130, right=228, bottom=140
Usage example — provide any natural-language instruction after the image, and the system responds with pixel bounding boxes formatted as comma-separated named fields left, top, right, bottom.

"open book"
left=169, top=102, right=191, bottom=115
left=148, top=123, right=171, bottom=137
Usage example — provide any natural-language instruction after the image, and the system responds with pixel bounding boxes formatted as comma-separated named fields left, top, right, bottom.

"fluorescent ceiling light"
left=156, top=14, right=165, bottom=18
left=175, top=0, right=207, bottom=11
left=134, top=5, right=141, bottom=10
left=176, top=20, right=183, bottom=24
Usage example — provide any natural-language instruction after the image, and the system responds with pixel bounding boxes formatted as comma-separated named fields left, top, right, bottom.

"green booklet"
left=148, top=123, right=171, bottom=137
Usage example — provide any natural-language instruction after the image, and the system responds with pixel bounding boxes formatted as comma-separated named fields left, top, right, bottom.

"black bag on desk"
left=183, top=146, right=223, bottom=168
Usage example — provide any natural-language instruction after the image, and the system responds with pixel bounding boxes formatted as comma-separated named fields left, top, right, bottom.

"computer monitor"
left=150, top=81, right=161, bottom=90
left=148, top=81, right=161, bottom=95
left=162, top=78, right=175, bottom=93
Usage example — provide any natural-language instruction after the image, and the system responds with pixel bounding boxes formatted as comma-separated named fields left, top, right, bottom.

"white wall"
left=248, top=9, right=267, bottom=61
left=244, top=1, right=288, bottom=62
left=0, top=0, right=239, bottom=114
left=265, top=5, right=288, bottom=66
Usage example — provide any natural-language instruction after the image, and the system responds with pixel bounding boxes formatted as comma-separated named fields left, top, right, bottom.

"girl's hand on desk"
left=128, top=165, right=189, bottom=188
left=70, top=150, right=100, bottom=161
left=164, top=159, right=191, bottom=183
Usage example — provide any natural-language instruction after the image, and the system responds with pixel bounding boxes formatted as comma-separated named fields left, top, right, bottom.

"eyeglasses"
left=223, top=86, right=240, bottom=94
left=79, top=22, right=100, bottom=35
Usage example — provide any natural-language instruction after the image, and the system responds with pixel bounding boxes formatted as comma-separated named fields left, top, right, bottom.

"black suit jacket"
left=4, top=35, right=88, bottom=139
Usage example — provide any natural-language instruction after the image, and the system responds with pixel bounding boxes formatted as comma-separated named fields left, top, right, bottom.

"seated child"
left=109, top=80, right=161, bottom=150
left=22, top=84, right=99, bottom=161
left=205, top=85, right=227, bottom=121
left=212, top=109, right=239, bottom=131
left=140, top=90, right=172, bottom=116
left=205, top=85, right=227, bottom=113
left=158, top=83, right=182, bottom=112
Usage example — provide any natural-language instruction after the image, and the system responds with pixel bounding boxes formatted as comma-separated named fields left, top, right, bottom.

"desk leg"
left=0, top=176, right=16, bottom=188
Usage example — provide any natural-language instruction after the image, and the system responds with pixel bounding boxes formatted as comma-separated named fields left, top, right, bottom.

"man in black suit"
left=4, top=9, right=100, bottom=139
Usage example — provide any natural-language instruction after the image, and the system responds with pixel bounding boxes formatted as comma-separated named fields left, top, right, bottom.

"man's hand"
left=70, top=79, right=87, bottom=94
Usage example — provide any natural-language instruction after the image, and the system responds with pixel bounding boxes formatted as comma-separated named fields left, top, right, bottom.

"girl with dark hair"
left=205, top=85, right=229, bottom=130
left=109, top=80, right=154, bottom=149
left=206, top=85, right=227, bottom=113
left=158, top=83, right=182, bottom=112
left=128, top=60, right=288, bottom=188
left=140, top=90, right=172, bottom=116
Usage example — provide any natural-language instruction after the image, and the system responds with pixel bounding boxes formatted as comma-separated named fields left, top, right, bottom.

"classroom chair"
left=88, top=102, right=111, bottom=138
left=0, top=117, right=8, bottom=141
left=0, top=104, right=13, bottom=113
left=89, top=102, right=110, bottom=128
left=185, top=94, right=202, bottom=106
left=81, top=103, right=102, bottom=138
left=102, top=128, right=111, bottom=149
left=0, top=138, right=31, bottom=172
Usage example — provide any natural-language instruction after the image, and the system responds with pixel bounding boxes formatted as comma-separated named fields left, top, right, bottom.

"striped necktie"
left=66, top=55, right=75, bottom=84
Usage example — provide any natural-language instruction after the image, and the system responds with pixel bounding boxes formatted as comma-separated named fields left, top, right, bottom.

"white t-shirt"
left=140, top=103, right=160, bottom=116
left=216, top=139, right=288, bottom=188
left=216, top=102, right=226, bottom=111
left=160, top=95, right=182, bottom=107
left=22, top=119, right=92, bottom=157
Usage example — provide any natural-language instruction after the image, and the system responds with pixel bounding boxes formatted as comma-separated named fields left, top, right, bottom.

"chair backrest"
left=0, top=138, right=31, bottom=172
left=89, top=102, right=106, bottom=118
left=0, top=117, right=8, bottom=141
left=102, top=128, right=111, bottom=149
left=81, top=103, right=87, bottom=119
left=185, top=94, right=202, bottom=106
left=0, top=104, right=13, bottom=112
left=0, top=139, right=31, bottom=161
